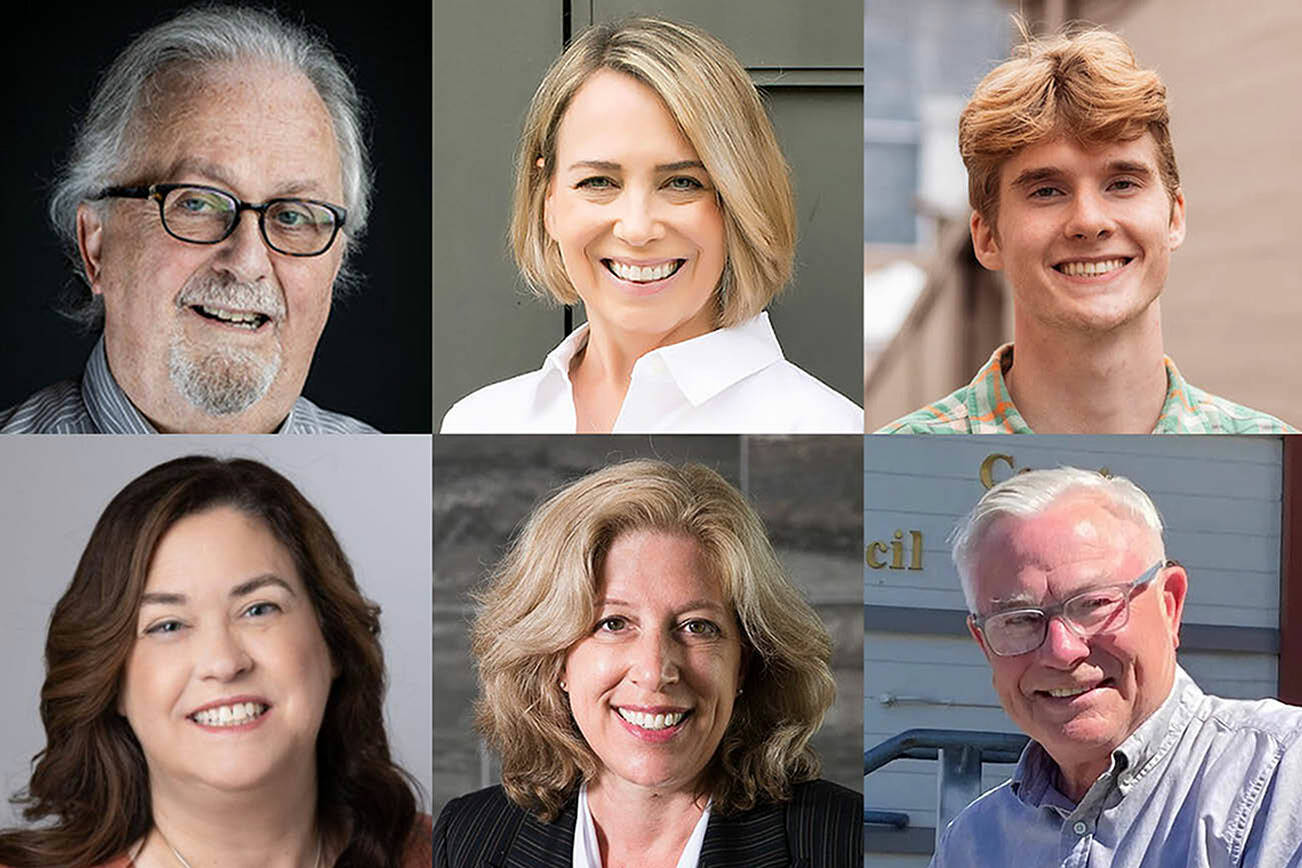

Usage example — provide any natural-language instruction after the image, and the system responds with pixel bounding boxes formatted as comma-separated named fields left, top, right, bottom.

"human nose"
left=611, top=187, right=665, bottom=247
left=1063, top=187, right=1116, bottom=241
left=213, top=209, right=273, bottom=282
left=628, top=627, right=680, bottom=690
left=1038, top=615, right=1091, bottom=665
left=195, top=624, right=254, bottom=682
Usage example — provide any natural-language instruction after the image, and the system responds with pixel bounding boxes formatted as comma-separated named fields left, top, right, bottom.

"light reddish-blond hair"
left=960, top=23, right=1180, bottom=225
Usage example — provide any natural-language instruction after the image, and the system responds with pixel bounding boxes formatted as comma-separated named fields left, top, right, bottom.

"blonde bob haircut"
left=471, top=459, right=834, bottom=821
left=960, top=23, right=1180, bottom=226
left=510, top=17, right=797, bottom=328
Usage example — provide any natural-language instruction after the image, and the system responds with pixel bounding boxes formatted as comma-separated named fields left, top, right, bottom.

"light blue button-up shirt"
left=930, top=666, right=1302, bottom=867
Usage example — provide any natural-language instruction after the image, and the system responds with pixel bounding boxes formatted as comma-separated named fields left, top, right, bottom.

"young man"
left=879, top=28, right=1295, bottom=434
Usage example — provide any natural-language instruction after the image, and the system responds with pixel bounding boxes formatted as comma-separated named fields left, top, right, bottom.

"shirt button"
left=1073, top=821, right=1089, bottom=836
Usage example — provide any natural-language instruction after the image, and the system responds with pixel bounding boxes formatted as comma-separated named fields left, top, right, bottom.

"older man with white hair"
left=1, top=6, right=376, bottom=433
left=930, top=467, right=1302, bottom=866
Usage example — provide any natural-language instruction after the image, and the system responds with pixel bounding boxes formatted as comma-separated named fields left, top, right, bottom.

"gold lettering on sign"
left=865, top=531, right=923, bottom=570
left=979, top=453, right=1015, bottom=490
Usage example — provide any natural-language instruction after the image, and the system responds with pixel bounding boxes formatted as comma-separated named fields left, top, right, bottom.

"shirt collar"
left=83, top=333, right=300, bottom=434
left=967, top=344, right=1197, bottom=434
left=1010, top=664, right=1198, bottom=809
left=540, top=313, right=785, bottom=407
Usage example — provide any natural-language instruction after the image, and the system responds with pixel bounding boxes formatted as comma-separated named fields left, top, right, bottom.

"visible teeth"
left=608, top=260, right=681, bottom=283
left=1046, top=686, right=1091, bottom=698
left=616, top=708, right=686, bottom=730
left=198, top=304, right=264, bottom=327
left=192, top=702, right=267, bottom=726
left=1058, top=258, right=1127, bottom=277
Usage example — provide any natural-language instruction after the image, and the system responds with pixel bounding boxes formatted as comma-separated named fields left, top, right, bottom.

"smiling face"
left=966, top=494, right=1186, bottom=793
left=971, top=133, right=1186, bottom=338
left=118, top=506, right=336, bottom=797
left=544, top=69, right=727, bottom=347
left=78, top=61, right=345, bottom=433
left=562, top=530, right=743, bottom=798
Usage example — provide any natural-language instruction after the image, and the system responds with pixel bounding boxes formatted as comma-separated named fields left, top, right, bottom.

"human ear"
left=967, top=614, right=994, bottom=661
left=77, top=203, right=106, bottom=293
left=1166, top=189, right=1187, bottom=251
left=970, top=209, right=1004, bottom=271
left=1160, top=563, right=1188, bottom=649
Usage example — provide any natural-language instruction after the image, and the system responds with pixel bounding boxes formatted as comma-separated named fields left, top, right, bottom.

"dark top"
left=434, top=778, right=861, bottom=867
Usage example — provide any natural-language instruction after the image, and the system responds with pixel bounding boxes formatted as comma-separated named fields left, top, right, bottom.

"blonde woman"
left=435, top=460, right=860, bottom=867
left=439, top=18, right=863, bottom=434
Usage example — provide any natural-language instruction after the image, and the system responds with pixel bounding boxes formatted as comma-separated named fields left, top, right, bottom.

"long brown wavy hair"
left=0, top=456, right=421, bottom=868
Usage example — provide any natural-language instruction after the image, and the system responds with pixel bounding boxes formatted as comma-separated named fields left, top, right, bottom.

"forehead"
left=598, top=530, right=725, bottom=604
left=147, top=506, right=300, bottom=592
left=554, top=68, right=699, bottom=163
left=130, top=61, right=343, bottom=200
left=1000, top=132, right=1162, bottom=188
left=970, top=496, right=1152, bottom=604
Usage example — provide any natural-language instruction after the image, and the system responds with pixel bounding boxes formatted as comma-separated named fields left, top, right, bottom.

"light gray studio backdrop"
left=433, top=434, right=863, bottom=819
left=0, top=435, right=432, bottom=827
left=434, top=1, right=864, bottom=425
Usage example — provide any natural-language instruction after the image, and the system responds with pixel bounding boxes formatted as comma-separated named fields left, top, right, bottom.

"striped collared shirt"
left=876, top=343, right=1297, bottom=434
left=0, top=336, right=377, bottom=434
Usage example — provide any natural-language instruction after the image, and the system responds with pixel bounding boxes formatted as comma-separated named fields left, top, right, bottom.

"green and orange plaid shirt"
left=876, top=344, right=1298, bottom=434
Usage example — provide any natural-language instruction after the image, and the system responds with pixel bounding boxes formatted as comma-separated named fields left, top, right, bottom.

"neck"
left=585, top=776, right=706, bottom=868
left=1053, top=757, right=1111, bottom=804
left=1006, top=305, right=1167, bottom=433
left=569, top=313, right=715, bottom=433
left=143, top=767, right=323, bottom=868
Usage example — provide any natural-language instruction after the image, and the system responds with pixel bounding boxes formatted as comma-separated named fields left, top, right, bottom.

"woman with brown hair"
left=0, top=456, right=430, bottom=868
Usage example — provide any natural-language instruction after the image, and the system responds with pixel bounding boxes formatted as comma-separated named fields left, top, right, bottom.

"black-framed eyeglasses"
left=969, top=560, right=1176, bottom=657
left=92, top=183, right=347, bottom=257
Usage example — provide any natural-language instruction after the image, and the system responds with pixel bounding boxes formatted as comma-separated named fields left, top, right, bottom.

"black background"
left=4, top=3, right=431, bottom=432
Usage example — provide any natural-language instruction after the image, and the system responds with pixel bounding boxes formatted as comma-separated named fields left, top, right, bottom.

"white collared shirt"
left=573, top=782, right=712, bottom=868
left=439, top=313, right=863, bottom=433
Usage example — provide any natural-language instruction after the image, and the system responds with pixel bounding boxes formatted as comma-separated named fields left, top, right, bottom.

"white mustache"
left=176, top=277, right=286, bottom=321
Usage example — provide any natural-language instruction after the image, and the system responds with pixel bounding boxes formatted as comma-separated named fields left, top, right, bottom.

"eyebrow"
left=162, top=156, right=328, bottom=199
left=140, top=574, right=296, bottom=607
left=1009, top=160, right=1156, bottom=191
left=597, top=597, right=729, bottom=616
left=566, top=159, right=707, bottom=173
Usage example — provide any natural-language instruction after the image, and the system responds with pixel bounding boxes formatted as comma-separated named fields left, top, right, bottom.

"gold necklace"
left=156, top=826, right=323, bottom=868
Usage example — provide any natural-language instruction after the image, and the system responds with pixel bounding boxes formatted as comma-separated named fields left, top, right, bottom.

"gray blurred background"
left=434, top=1, right=865, bottom=425
left=0, top=435, right=432, bottom=827
left=433, top=434, right=862, bottom=817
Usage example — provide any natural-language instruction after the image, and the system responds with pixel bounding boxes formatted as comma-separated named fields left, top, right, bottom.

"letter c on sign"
left=979, top=453, right=1014, bottom=490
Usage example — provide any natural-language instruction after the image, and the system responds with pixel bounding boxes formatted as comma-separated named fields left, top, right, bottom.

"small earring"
left=560, top=680, right=567, bottom=691
left=736, top=687, right=743, bottom=696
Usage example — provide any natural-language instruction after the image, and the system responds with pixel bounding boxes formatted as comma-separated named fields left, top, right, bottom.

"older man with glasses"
left=1, top=7, right=376, bottom=433
left=930, top=467, right=1302, bottom=867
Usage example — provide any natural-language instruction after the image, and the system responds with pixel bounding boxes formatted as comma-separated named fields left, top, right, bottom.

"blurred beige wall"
left=866, top=0, right=1302, bottom=430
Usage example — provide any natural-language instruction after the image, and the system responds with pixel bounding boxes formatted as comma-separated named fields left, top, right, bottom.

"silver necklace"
left=158, top=827, right=323, bottom=868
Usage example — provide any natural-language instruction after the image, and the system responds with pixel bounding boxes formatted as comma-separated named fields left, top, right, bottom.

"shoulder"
left=402, top=813, right=434, bottom=868
left=434, top=785, right=530, bottom=865
left=1169, top=380, right=1297, bottom=433
left=874, top=384, right=973, bottom=434
left=439, top=370, right=549, bottom=433
left=1192, top=692, right=1302, bottom=746
left=289, top=397, right=379, bottom=433
left=931, top=780, right=1026, bottom=864
left=698, top=360, right=861, bottom=433
left=0, top=380, right=93, bottom=433
left=784, top=778, right=863, bottom=826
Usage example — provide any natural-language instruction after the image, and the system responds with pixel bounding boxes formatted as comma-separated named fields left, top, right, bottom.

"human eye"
left=1028, top=185, right=1064, bottom=200
left=243, top=601, right=282, bottom=618
left=1108, top=177, right=1140, bottom=193
left=680, top=618, right=721, bottom=638
left=595, top=615, right=628, bottom=633
left=664, top=175, right=705, bottom=192
left=575, top=175, right=617, bottom=191
left=269, top=201, right=322, bottom=230
left=997, top=611, right=1042, bottom=629
left=144, top=619, right=185, bottom=636
left=172, top=188, right=230, bottom=213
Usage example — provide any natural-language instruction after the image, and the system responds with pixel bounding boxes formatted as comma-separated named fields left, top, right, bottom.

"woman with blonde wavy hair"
left=434, top=459, right=860, bottom=867
left=439, top=16, right=862, bottom=434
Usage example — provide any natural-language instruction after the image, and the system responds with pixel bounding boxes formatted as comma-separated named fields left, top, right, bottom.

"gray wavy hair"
left=49, top=5, right=372, bottom=327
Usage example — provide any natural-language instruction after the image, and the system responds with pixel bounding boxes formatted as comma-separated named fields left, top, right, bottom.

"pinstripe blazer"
left=434, top=779, right=861, bottom=867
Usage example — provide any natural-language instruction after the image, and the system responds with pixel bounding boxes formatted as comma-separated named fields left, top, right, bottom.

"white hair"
left=950, top=467, right=1166, bottom=612
left=49, top=5, right=371, bottom=327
